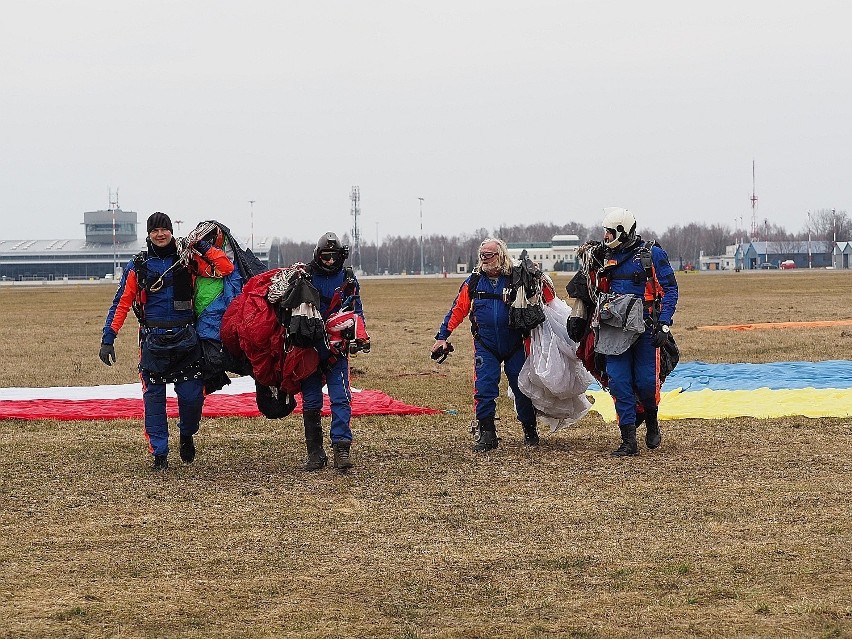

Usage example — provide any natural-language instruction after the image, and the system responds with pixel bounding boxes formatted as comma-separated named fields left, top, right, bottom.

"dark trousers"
left=473, top=343, right=536, bottom=425
left=140, top=374, right=204, bottom=456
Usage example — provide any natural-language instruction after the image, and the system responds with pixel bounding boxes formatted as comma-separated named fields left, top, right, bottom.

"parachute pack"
left=165, top=220, right=267, bottom=393
left=567, top=238, right=679, bottom=389
left=465, top=248, right=547, bottom=339
left=189, top=220, right=267, bottom=281
left=220, top=262, right=367, bottom=419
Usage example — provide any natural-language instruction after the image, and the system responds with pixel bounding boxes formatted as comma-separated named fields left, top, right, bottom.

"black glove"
left=349, top=339, right=370, bottom=354
left=567, top=316, right=588, bottom=343
left=430, top=342, right=454, bottom=364
left=99, top=343, right=116, bottom=366
left=651, top=325, right=670, bottom=348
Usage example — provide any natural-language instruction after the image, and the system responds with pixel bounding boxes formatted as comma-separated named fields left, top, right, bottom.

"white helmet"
left=601, top=207, right=637, bottom=249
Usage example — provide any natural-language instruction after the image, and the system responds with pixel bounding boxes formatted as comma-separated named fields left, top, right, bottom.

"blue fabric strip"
left=663, top=360, right=852, bottom=391
left=590, top=360, right=852, bottom=391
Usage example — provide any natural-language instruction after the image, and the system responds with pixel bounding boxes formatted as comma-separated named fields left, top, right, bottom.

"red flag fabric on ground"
left=0, top=376, right=440, bottom=421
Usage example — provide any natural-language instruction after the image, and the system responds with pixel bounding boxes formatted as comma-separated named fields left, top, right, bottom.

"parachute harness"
left=141, top=221, right=221, bottom=293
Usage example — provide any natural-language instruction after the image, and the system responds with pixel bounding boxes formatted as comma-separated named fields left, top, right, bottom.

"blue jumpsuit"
left=436, top=273, right=536, bottom=425
left=102, top=240, right=232, bottom=457
left=300, top=266, right=365, bottom=444
left=602, top=240, right=678, bottom=426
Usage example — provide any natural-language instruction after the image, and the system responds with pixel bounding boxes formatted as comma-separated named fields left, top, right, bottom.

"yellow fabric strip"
left=588, top=387, right=852, bottom=422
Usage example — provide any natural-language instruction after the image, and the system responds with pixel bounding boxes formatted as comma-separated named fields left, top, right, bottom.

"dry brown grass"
left=1, top=271, right=851, bottom=639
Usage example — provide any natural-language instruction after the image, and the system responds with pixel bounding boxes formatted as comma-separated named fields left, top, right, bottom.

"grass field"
left=1, top=271, right=850, bottom=638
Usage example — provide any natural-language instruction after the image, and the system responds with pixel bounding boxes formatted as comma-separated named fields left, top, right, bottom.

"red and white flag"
left=0, top=376, right=440, bottom=421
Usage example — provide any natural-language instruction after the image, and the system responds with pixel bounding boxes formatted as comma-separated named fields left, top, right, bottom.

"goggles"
left=319, top=251, right=338, bottom=261
left=479, top=251, right=498, bottom=260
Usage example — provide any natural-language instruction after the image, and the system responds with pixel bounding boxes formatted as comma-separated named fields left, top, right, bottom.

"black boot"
left=611, top=424, right=639, bottom=457
left=645, top=409, right=661, bottom=449
left=522, top=422, right=540, bottom=446
left=473, top=416, right=499, bottom=452
left=303, top=410, right=328, bottom=471
left=179, top=434, right=196, bottom=463
left=150, top=454, right=169, bottom=471
left=332, top=441, right=354, bottom=470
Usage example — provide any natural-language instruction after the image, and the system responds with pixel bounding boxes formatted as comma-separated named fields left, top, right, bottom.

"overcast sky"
left=2, top=1, right=849, bottom=244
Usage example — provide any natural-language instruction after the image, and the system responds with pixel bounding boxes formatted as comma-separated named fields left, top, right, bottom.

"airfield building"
left=506, top=234, right=580, bottom=271
left=699, top=241, right=841, bottom=271
left=0, top=209, right=271, bottom=281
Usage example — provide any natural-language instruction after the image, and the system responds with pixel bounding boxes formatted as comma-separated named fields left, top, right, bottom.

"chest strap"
left=143, top=319, right=193, bottom=329
left=609, top=272, right=648, bottom=284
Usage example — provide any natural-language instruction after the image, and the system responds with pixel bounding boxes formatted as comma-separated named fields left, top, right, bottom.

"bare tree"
left=807, top=208, right=850, bottom=242
left=269, top=215, right=841, bottom=275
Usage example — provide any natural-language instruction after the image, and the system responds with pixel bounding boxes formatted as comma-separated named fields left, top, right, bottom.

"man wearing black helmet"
left=301, top=231, right=369, bottom=471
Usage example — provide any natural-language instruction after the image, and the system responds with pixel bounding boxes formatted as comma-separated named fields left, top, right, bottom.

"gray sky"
left=2, top=1, right=850, bottom=243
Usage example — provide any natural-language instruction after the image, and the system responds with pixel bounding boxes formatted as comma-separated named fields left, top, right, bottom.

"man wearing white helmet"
left=597, top=207, right=679, bottom=457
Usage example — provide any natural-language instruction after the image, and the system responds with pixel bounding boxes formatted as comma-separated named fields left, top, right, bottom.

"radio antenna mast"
left=350, top=186, right=361, bottom=272
left=109, top=187, right=119, bottom=277
left=750, top=159, right=759, bottom=240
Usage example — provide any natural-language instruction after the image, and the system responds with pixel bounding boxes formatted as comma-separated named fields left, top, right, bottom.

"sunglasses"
left=479, top=251, right=498, bottom=260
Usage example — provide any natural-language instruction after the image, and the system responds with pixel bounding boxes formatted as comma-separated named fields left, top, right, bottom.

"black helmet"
left=312, top=232, right=350, bottom=274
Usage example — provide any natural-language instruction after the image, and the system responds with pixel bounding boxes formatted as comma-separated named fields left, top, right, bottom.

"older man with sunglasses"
left=432, top=238, right=544, bottom=451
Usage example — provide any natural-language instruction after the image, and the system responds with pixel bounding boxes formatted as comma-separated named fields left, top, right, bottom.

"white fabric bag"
left=517, top=297, right=595, bottom=430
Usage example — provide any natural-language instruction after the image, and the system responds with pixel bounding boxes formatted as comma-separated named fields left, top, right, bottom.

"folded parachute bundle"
left=185, top=220, right=268, bottom=283
left=508, top=249, right=546, bottom=333
left=266, top=265, right=325, bottom=348
left=221, top=263, right=323, bottom=418
left=184, top=220, right=269, bottom=393
left=517, top=296, right=595, bottom=431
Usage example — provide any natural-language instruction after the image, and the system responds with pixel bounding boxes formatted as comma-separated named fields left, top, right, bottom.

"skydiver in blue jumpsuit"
left=597, top=208, right=679, bottom=457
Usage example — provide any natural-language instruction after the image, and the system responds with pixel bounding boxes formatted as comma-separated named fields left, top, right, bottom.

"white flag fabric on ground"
left=0, top=376, right=440, bottom=421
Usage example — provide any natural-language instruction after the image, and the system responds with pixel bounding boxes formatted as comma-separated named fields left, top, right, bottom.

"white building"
left=506, top=235, right=580, bottom=272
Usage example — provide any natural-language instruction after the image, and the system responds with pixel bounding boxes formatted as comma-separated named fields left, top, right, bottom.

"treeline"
left=267, top=208, right=849, bottom=274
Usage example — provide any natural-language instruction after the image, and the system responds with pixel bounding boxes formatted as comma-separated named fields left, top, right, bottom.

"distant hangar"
left=0, top=208, right=271, bottom=281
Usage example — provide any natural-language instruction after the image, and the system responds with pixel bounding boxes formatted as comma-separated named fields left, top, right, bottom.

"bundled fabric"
left=592, top=292, right=646, bottom=356
left=659, top=333, right=680, bottom=383
left=183, top=220, right=268, bottom=393
left=221, top=263, right=326, bottom=415
left=517, top=297, right=595, bottom=431
left=566, top=241, right=615, bottom=388
left=508, top=250, right=546, bottom=332
left=254, top=381, right=298, bottom=419
left=267, top=264, right=325, bottom=347
left=221, top=269, right=286, bottom=388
